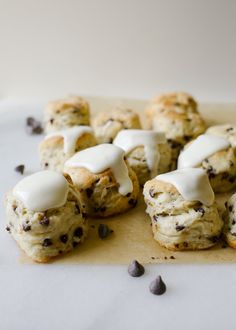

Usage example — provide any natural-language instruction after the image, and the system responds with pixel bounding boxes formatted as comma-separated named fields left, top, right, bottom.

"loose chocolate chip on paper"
left=26, top=116, right=43, bottom=135
left=14, top=164, right=25, bottom=175
left=128, top=260, right=145, bottom=277
left=149, top=276, right=166, bottom=295
left=98, top=224, right=112, bottom=239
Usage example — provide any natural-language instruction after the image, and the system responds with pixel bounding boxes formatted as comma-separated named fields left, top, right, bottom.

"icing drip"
left=13, top=171, right=69, bottom=211
left=156, top=168, right=214, bottom=206
left=65, top=144, right=133, bottom=195
left=44, top=126, right=93, bottom=155
left=113, top=129, right=166, bottom=177
left=178, top=134, right=230, bottom=169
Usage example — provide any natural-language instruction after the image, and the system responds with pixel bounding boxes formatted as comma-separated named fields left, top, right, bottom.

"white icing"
left=65, top=144, right=133, bottom=195
left=44, top=126, right=93, bottom=155
left=13, top=171, right=69, bottom=211
left=156, top=168, right=214, bottom=206
left=113, top=129, right=166, bottom=177
left=178, top=134, right=230, bottom=169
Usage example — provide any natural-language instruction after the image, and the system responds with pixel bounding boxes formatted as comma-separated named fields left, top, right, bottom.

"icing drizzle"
left=178, top=134, right=230, bottom=169
left=156, top=168, right=214, bottom=206
left=44, top=126, right=93, bottom=155
left=65, top=144, right=133, bottom=195
left=13, top=171, right=69, bottom=211
left=113, top=129, right=166, bottom=177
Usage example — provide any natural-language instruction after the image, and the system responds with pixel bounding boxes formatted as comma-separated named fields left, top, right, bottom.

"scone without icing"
left=92, top=107, right=141, bottom=143
left=64, top=144, right=139, bottom=218
left=145, top=92, right=206, bottom=167
left=44, top=95, right=90, bottom=133
left=113, top=129, right=171, bottom=186
left=143, top=168, right=223, bottom=251
left=224, top=193, right=236, bottom=248
left=39, top=126, right=97, bottom=172
left=5, top=171, right=88, bottom=263
left=178, top=134, right=236, bottom=193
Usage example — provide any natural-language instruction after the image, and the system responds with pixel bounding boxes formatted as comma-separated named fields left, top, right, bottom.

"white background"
left=0, top=0, right=236, bottom=102
left=1, top=1, right=236, bottom=330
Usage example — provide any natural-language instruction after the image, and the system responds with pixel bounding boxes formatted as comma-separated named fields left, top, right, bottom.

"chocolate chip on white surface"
left=26, top=116, right=43, bottom=134
left=128, top=260, right=145, bottom=277
left=14, top=164, right=25, bottom=175
left=149, top=276, right=166, bottom=295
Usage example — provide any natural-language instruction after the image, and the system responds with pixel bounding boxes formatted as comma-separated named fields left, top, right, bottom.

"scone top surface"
left=65, top=144, right=133, bottom=195
left=44, top=126, right=93, bottom=155
left=206, top=124, right=236, bottom=148
left=156, top=168, right=214, bottom=206
left=46, top=95, right=89, bottom=114
left=13, top=170, right=69, bottom=212
left=113, top=129, right=166, bottom=176
left=178, top=134, right=230, bottom=169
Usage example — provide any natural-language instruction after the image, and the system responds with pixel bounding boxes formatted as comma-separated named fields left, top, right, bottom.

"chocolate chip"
left=153, top=215, right=159, bottom=222
left=50, top=118, right=54, bottom=124
left=42, top=238, right=52, bottom=247
left=98, top=224, right=111, bottom=239
left=128, top=260, right=145, bottom=277
left=22, top=224, right=31, bottom=232
left=86, top=188, right=93, bottom=198
left=194, top=207, right=205, bottom=216
left=126, top=192, right=131, bottom=198
left=75, top=205, right=80, bottom=214
left=39, top=216, right=50, bottom=226
left=14, top=164, right=25, bottom=175
left=232, top=220, right=236, bottom=225
left=73, top=241, right=79, bottom=248
left=6, top=226, right=11, bottom=232
left=222, top=172, right=229, bottom=180
left=44, top=163, right=49, bottom=167
left=208, top=235, right=220, bottom=243
left=149, top=276, right=166, bottom=295
left=183, top=242, right=188, bottom=248
left=60, top=234, right=68, bottom=244
left=149, top=189, right=156, bottom=198
left=170, top=256, right=175, bottom=259
left=26, top=117, right=43, bottom=135
left=229, top=205, right=233, bottom=212
left=226, top=127, right=233, bottom=132
left=176, top=224, right=185, bottom=231
left=229, top=176, right=236, bottom=183
left=128, top=199, right=137, bottom=207
left=74, top=227, right=83, bottom=238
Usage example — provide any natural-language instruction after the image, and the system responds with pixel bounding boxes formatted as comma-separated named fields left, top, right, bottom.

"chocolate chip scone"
left=5, top=171, right=88, bottom=263
left=178, top=134, right=236, bottom=193
left=143, top=168, right=223, bottom=250
left=113, top=129, right=171, bottom=186
left=39, top=126, right=97, bottom=172
left=224, top=193, right=236, bottom=248
left=92, top=107, right=141, bottom=143
left=145, top=92, right=206, bottom=167
left=44, top=95, right=90, bottom=133
left=64, top=144, right=139, bottom=217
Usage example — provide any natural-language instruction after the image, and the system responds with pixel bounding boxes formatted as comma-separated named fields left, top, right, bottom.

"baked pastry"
left=145, top=92, right=206, bottom=166
left=113, top=129, right=171, bottom=186
left=178, top=134, right=236, bottom=193
left=39, top=126, right=97, bottom=172
left=143, top=168, right=223, bottom=250
left=5, top=171, right=88, bottom=263
left=224, top=193, right=236, bottom=248
left=44, top=95, right=90, bottom=133
left=206, top=124, right=236, bottom=147
left=92, top=107, right=141, bottom=143
left=64, top=144, right=139, bottom=217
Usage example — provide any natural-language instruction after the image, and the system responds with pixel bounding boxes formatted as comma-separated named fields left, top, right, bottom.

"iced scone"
left=44, top=95, right=90, bottom=133
left=64, top=144, right=139, bottom=218
left=5, top=171, right=88, bottom=262
left=178, top=134, right=236, bottom=192
left=39, top=126, right=97, bottom=172
left=143, top=168, right=223, bottom=250
left=92, top=107, right=141, bottom=143
left=113, top=129, right=171, bottom=186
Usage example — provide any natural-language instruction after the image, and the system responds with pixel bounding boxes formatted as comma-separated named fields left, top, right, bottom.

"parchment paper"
left=20, top=98, right=236, bottom=264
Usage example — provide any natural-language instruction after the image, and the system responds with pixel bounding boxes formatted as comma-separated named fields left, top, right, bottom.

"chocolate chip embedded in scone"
left=223, top=192, right=236, bottom=249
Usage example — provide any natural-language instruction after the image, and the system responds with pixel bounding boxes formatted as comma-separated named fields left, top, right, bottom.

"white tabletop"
left=0, top=101, right=235, bottom=330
